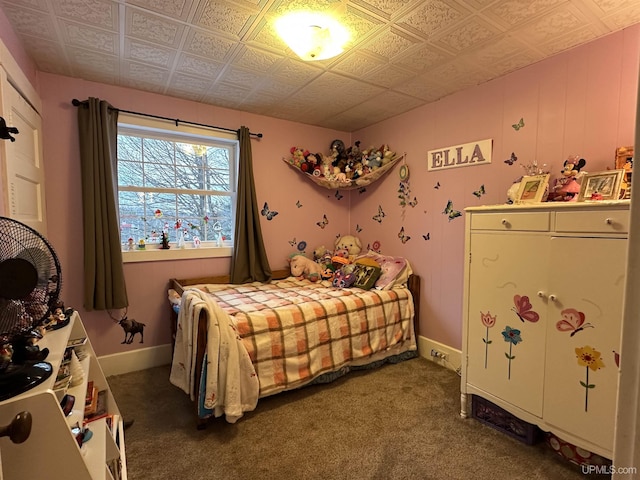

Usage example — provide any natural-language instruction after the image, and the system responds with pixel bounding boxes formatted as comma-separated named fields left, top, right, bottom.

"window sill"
left=122, top=246, right=232, bottom=263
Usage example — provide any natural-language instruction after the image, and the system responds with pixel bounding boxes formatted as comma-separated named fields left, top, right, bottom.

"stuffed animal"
left=552, top=155, right=587, bottom=201
left=313, top=245, right=328, bottom=261
left=561, top=155, right=586, bottom=178
left=334, top=235, right=362, bottom=262
left=288, top=254, right=323, bottom=282
left=332, top=268, right=356, bottom=288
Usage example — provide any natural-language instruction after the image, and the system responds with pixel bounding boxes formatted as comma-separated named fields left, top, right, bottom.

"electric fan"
left=0, top=216, right=62, bottom=401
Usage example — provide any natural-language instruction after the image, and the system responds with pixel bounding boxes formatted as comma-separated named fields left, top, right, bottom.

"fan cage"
left=0, top=217, right=62, bottom=342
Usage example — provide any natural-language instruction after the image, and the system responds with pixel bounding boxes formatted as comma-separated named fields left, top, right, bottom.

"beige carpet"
left=108, top=357, right=602, bottom=480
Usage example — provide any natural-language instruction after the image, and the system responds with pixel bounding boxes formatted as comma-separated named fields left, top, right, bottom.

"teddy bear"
left=288, top=253, right=323, bottom=282
left=334, top=235, right=362, bottom=262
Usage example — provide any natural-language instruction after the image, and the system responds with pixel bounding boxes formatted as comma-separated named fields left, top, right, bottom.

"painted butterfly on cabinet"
left=473, top=185, right=485, bottom=198
left=556, top=308, right=593, bottom=336
left=422, top=233, right=430, bottom=241
left=296, top=200, right=303, bottom=208
left=434, top=181, right=441, bottom=189
left=288, top=238, right=297, bottom=246
left=408, top=197, right=418, bottom=207
left=356, top=224, right=363, bottom=233
left=504, top=152, right=518, bottom=165
left=443, top=200, right=462, bottom=221
left=511, top=295, right=539, bottom=323
left=316, top=214, right=328, bottom=229
left=335, top=190, right=344, bottom=200
left=372, top=205, right=386, bottom=223
left=512, top=117, right=525, bottom=131
left=398, top=226, right=410, bottom=244
left=261, top=202, right=278, bottom=220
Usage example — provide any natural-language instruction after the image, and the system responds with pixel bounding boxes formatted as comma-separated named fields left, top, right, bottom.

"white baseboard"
left=417, top=336, right=462, bottom=373
left=98, top=344, right=172, bottom=377
left=97, top=338, right=461, bottom=377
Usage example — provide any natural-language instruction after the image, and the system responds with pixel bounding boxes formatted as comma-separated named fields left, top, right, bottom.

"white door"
left=544, top=236, right=626, bottom=454
left=1, top=79, right=46, bottom=235
left=466, top=232, right=549, bottom=417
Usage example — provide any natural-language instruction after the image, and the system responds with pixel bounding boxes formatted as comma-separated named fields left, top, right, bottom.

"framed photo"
left=515, top=174, right=550, bottom=203
left=577, top=170, right=624, bottom=202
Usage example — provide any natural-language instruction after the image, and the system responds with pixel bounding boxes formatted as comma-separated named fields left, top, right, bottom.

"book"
left=85, top=389, right=107, bottom=420
left=67, top=336, right=87, bottom=347
left=85, top=381, right=94, bottom=404
left=84, top=386, right=98, bottom=416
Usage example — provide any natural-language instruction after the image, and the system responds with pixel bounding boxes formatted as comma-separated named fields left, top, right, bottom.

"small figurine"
left=127, top=237, right=135, bottom=251
left=137, top=239, right=146, bottom=250
left=160, top=232, right=170, bottom=249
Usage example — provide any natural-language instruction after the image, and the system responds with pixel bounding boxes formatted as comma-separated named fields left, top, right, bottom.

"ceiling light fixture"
left=275, top=12, right=350, bottom=62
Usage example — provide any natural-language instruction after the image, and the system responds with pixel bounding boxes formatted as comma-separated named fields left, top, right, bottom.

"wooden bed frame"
left=169, top=270, right=421, bottom=428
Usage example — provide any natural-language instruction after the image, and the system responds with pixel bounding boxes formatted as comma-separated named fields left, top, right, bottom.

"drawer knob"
left=549, top=294, right=557, bottom=302
left=605, top=218, right=613, bottom=225
left=537, top=291, right=546, bottom=298
left=501, top=218, right=509, bottom=226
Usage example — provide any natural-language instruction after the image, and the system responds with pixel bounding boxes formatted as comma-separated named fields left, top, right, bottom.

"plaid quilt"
left=193, top=278, right=416, bottom=397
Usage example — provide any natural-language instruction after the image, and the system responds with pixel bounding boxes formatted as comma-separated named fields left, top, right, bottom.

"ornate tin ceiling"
left=1, top=0, right=639, bottom=131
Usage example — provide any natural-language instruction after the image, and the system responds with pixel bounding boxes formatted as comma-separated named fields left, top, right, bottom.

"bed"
left=168, top=258, right=420, bottom=429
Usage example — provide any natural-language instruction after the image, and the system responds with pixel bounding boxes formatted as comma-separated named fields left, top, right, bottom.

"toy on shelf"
left=551, top=155, right=586, bottom=202
left=284, top=141, right=403, bottom=190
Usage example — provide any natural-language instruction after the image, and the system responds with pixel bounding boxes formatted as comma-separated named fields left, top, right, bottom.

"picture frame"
left=577, top=170, right=625, bottom=202
left=515, top=174, right=550, bottom=203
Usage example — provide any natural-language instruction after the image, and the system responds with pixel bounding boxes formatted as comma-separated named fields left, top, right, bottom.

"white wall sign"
left=427, top=139, right=492, bottom=171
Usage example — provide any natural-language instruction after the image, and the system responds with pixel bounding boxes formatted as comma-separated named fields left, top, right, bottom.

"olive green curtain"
left=77, top=97, right=129, bottom=310
left=230, top=126, right=271, bottom=283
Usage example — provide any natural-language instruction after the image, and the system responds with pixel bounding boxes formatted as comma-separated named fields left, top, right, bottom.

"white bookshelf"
left=0, top=313, right=127, bottom=480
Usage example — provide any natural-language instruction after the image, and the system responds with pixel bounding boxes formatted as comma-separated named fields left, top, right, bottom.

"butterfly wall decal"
left=316, top=214, right=329, bottom=229
left=335, top=190, right=344, bottom=200
left=356, top=224, right=363, bottom=233
left=556, top=308, right=593, bottom=336
left=358, top=187, right=367, bottom=194
left=408, top=197, right=418, bottom=207
left=504, top=152, right=518, bottom=165
left=422, top=233, right=430, bottom=240
left=434, top=182, right=441, bottom=189
left=473, top=185, right=485, bottom=198
left=442, top=200, right=462, bottom=221
left=288, top=238, right=297, bottom=246
left=296, top=200, right=303, bottom=208
left=512, top=117, right=525, bottom=131
left=372, top=205, right=386, bottom=223
left=398, top=226, right=410, bottom=244
left=261, top=202, right=278, bottom=220
left=511, top=295, right=539, bottom=323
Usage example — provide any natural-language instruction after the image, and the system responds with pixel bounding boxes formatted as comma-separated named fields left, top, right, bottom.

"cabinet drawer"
left=555, top=209, right=629, bottom=234
left=470, top=211, right=550, bottom=231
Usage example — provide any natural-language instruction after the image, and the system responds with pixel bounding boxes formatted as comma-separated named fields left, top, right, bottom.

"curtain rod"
left=71, top=99, right=263, bottom=138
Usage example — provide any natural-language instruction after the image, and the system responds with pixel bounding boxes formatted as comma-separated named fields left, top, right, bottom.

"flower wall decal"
left=480, top=311, right=496, bottom=368
left=502, top=326, right=522, bottom=379
left=575, top=345, right=605, bottom=412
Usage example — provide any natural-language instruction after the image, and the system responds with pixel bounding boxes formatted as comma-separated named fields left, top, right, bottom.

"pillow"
left=355, top=251, right=412, bottom=290
left=352, top=260, right=382, bottom=290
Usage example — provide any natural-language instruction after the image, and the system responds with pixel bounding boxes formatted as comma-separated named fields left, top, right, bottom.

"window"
left=116, top=114, right=237, bottom=261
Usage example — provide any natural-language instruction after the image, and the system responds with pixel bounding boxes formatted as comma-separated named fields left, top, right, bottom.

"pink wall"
left=38, top=75, right=353, bottom=356
left=5, top=23, right=639, bottom=358
left=352, top=25, right=640, bottom=350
